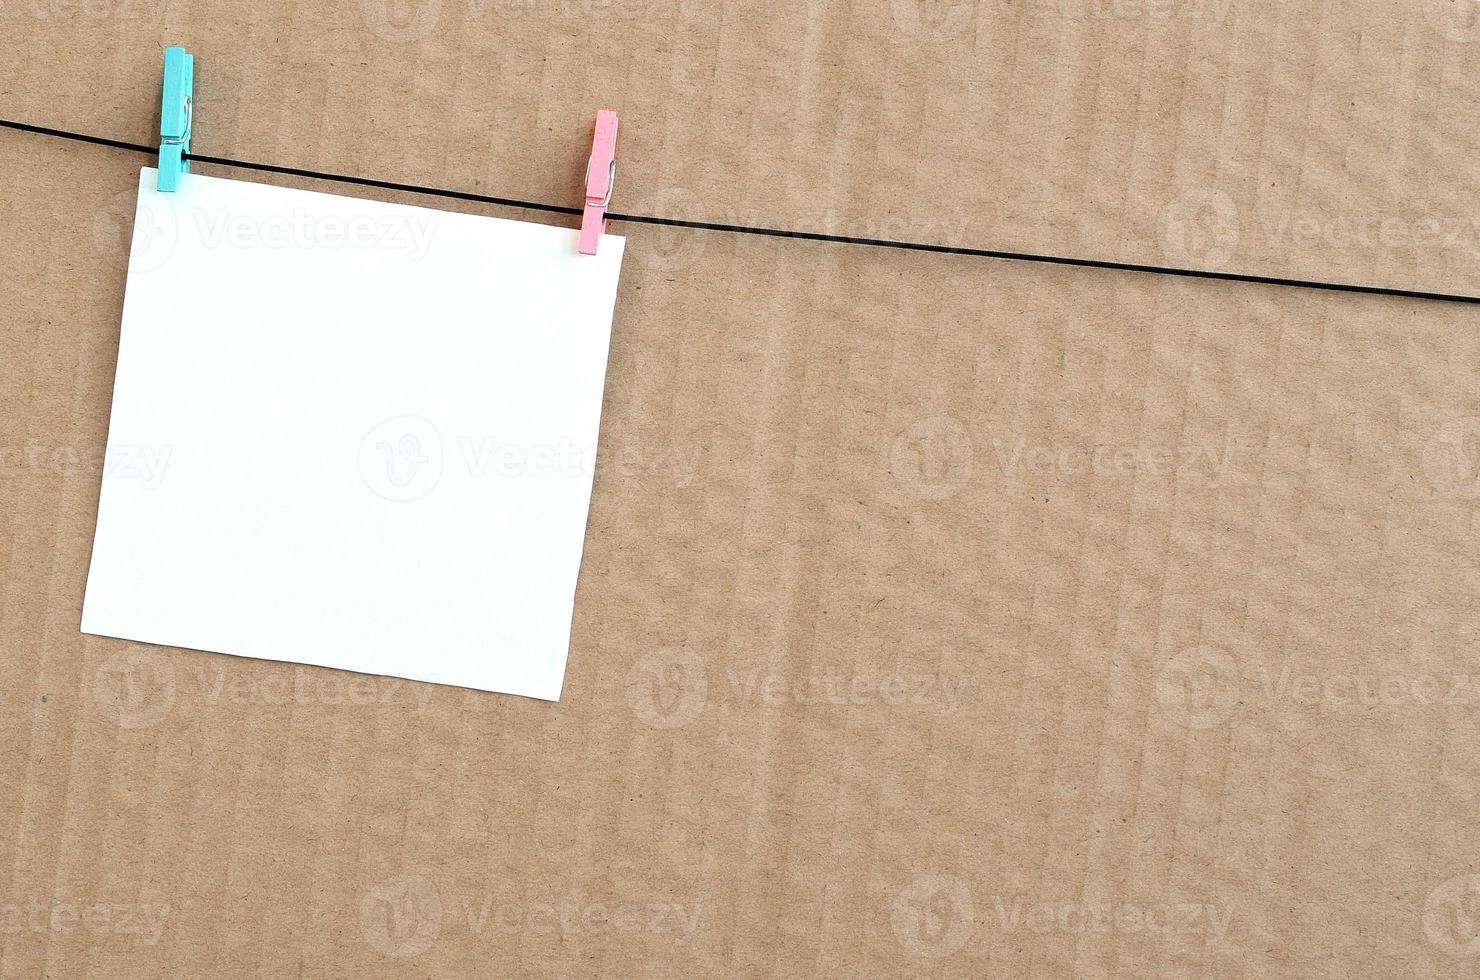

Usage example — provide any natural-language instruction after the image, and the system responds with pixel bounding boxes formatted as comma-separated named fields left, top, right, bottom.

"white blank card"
left=81, top=168, right=626, bottom=700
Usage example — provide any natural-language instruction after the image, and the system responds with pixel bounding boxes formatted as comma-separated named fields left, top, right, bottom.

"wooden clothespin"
left=157, top=46, right=194, bottom=192
left=578, top=111, right=618, bottom=255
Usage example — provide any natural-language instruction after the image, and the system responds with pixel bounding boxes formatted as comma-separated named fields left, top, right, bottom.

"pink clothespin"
left=578, top=111, right=619, bottom=255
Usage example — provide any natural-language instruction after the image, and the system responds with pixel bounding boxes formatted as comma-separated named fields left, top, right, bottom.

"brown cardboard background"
left=2, top=1, right=1479, bottom=977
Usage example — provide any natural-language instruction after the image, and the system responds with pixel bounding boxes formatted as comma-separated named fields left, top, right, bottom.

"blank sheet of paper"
left=81, top=168, right=626, bottom=700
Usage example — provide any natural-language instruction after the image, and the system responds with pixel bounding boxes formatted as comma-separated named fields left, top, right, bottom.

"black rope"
left=185, top=150, right=583, bottom=217
left=2, top=118, right=155, bottom=155
left=5, top=116, right=1479, bottom=307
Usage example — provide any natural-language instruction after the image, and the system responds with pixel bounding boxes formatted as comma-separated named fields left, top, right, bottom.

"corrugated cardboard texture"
left=3, top=2, right=1479, bottom=977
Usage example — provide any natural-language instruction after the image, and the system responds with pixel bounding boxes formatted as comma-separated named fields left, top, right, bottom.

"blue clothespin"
left=157, top=46, right=194, bottom=192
